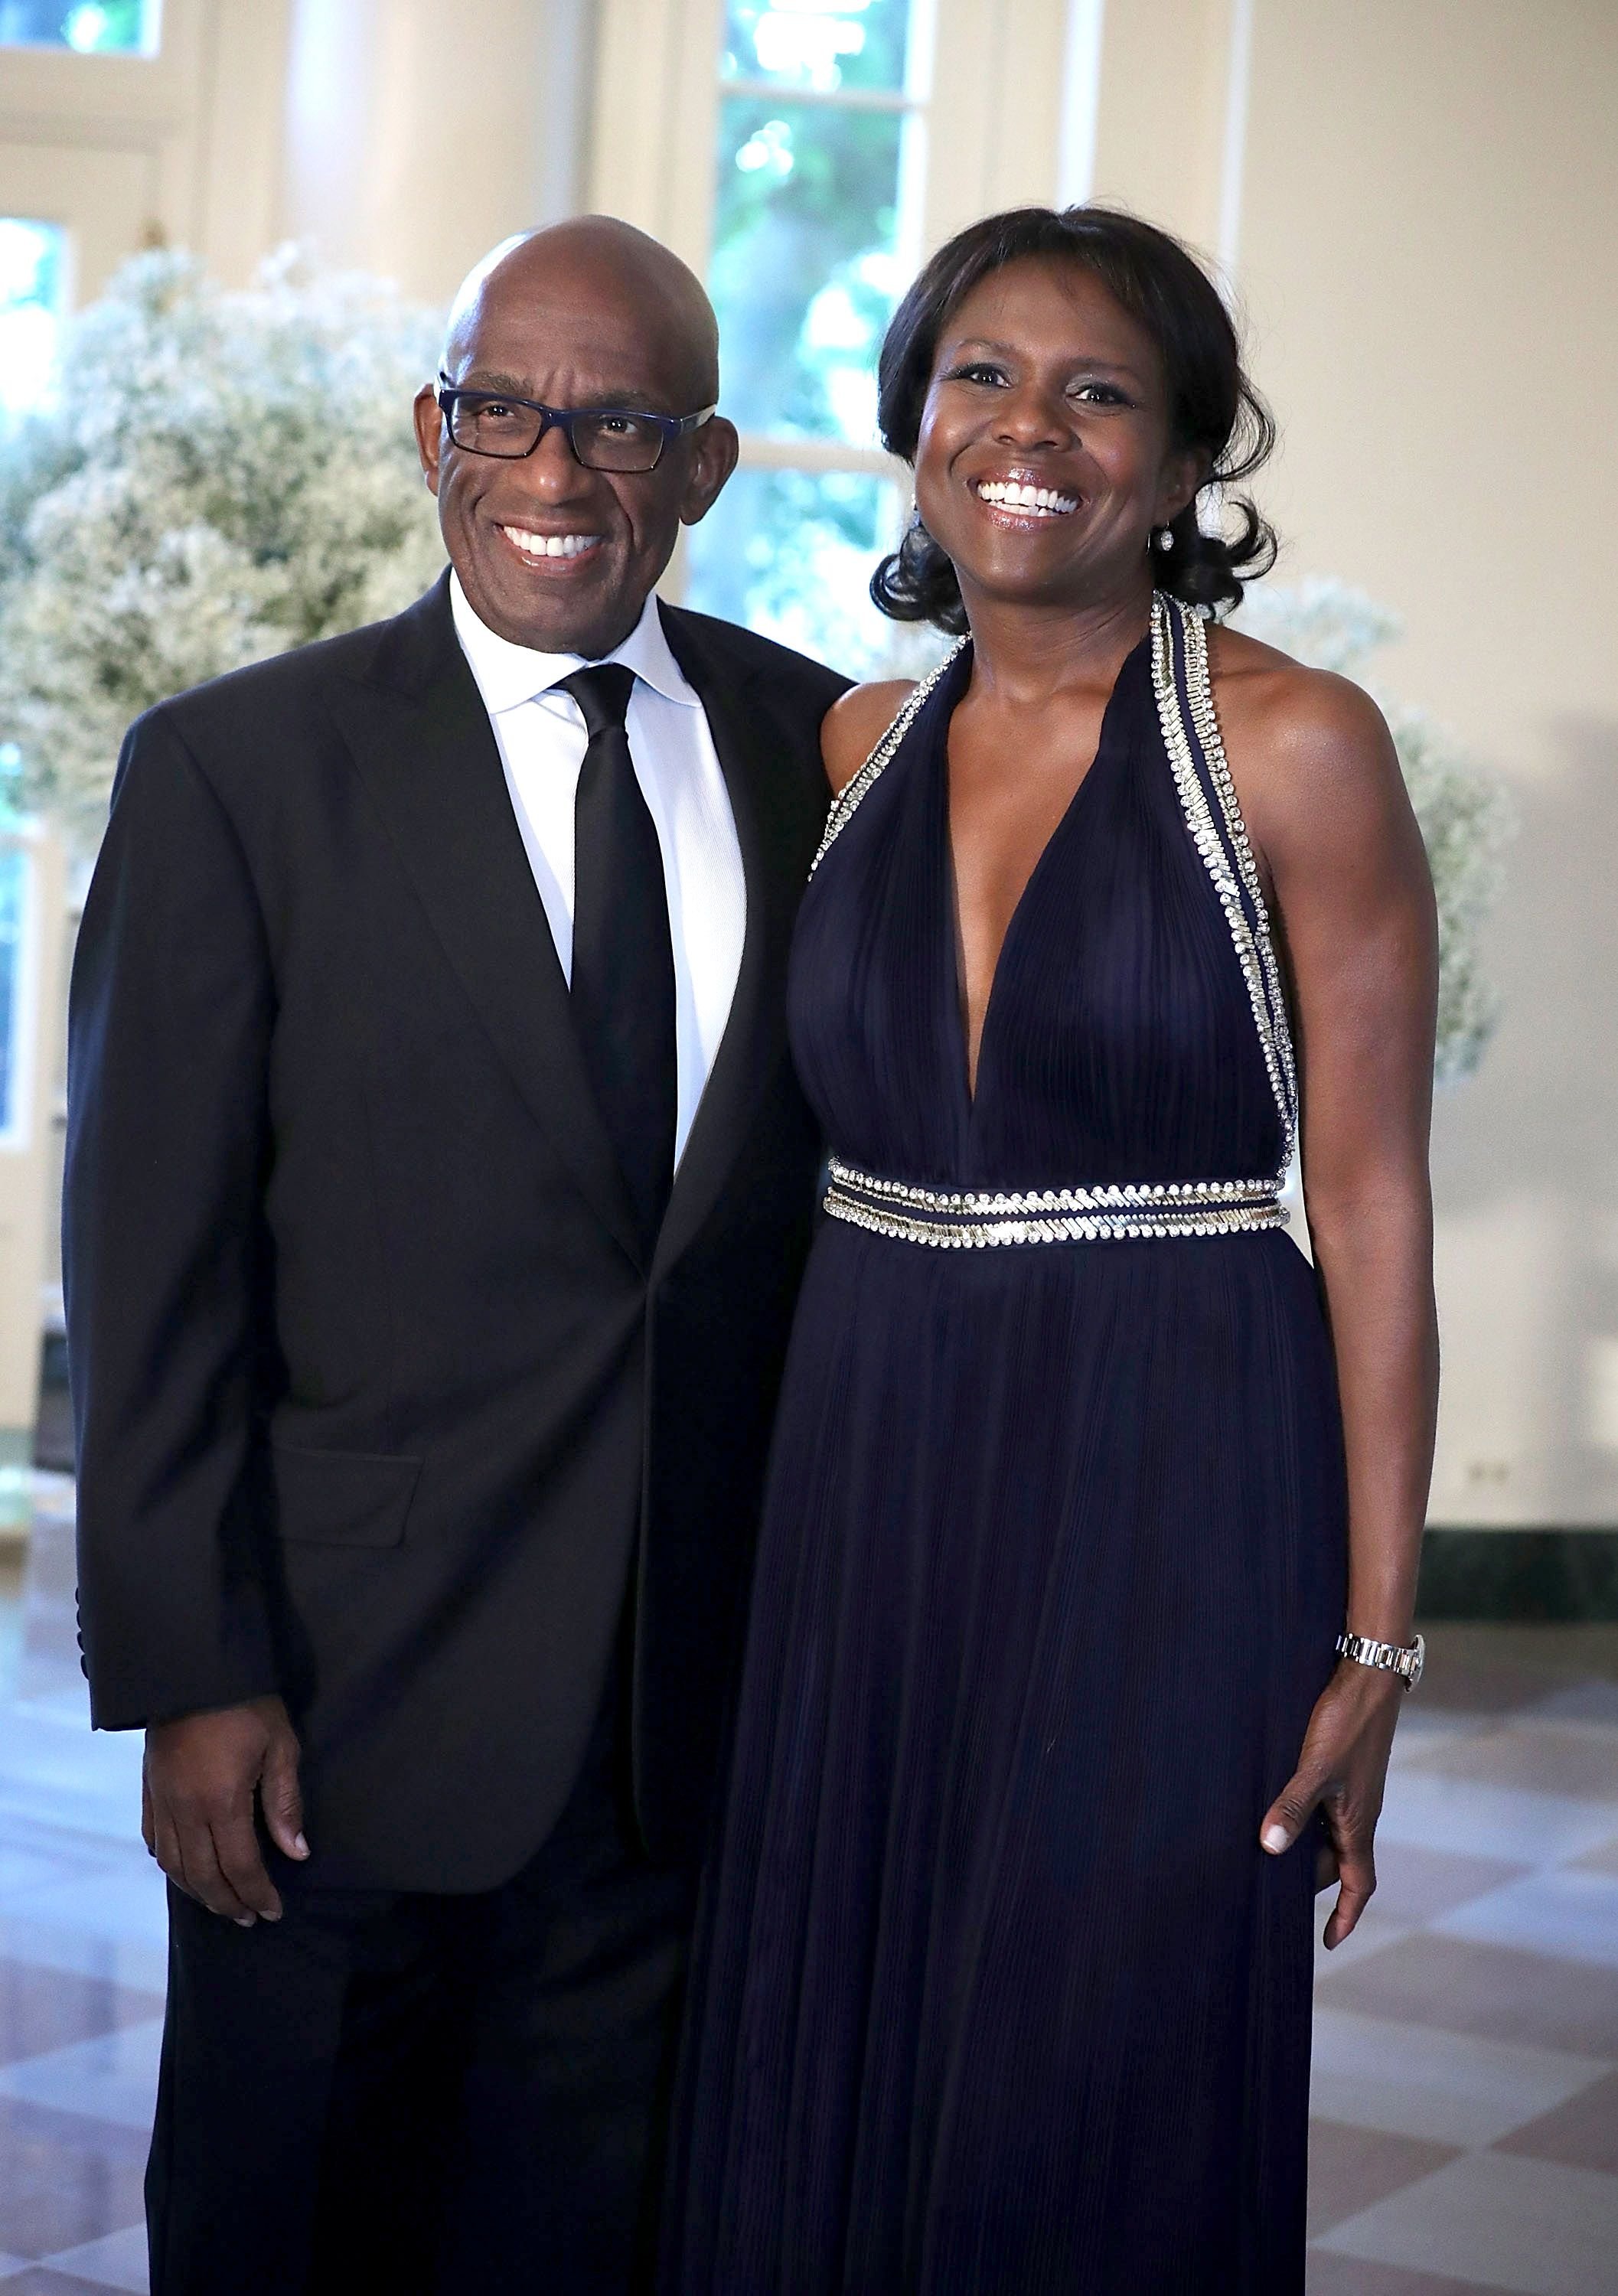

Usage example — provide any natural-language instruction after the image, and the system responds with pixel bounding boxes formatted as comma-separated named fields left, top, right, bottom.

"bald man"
left=64, top=219, right=849, bottom=2294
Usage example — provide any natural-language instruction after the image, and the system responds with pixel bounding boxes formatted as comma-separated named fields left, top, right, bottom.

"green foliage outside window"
left=721, top=0, right=913, bottom=94
left=0, top=0, right=155, bottom=53
left=711, top=96, right=912, bottom=448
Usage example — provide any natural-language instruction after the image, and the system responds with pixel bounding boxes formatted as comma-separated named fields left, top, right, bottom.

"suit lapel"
left=653, top=604, right=806, bottom=1280
left=328, top=576, right=642, bottom=1264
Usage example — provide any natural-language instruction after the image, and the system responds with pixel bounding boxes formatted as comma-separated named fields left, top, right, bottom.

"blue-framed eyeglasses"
left=435, top=373, right=718, bottom=473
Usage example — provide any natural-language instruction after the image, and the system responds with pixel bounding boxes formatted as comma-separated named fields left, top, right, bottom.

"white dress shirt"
left=450, top=572, right=746, bottom=1167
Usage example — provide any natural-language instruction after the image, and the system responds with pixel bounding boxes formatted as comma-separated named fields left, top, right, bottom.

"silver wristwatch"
left=1335, top=1629, right=1425, bottom=1692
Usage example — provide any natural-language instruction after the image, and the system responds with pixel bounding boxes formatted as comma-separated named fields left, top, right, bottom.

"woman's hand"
left=1260, top=1659, right=1404, bottom=1949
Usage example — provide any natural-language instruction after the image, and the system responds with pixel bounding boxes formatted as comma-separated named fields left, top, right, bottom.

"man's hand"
left=142, top=1697, right=308, bottom=1926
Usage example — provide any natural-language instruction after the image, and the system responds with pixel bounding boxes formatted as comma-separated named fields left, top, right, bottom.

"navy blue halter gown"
left=662, top=595, right=1348, bottom=2294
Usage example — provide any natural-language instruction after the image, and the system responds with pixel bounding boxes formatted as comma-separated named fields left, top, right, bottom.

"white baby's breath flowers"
left=0, top=246, right=445, bottom=850
left=0, top=262, right=1507, bottom=1084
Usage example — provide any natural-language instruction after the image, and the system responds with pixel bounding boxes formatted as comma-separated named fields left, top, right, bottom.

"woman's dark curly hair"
left=871, top=204, right=1277, bottom=631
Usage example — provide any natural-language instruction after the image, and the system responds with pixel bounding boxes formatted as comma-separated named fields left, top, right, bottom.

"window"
left=686, top=0, right=935, bottom=674
left=0, top=834, right=27, bottom=1140
left=0, top=0, right=158, bottom=52
left=0, top=218, right=65, bottom=418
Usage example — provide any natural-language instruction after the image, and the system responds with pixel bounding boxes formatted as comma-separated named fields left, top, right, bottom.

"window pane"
left=721, top=0, right=918, bottom=96
left=0, top=0, right=158, bottom=51
left=712, top=96, right=919, bottom=445
left=0, top=844, right=24, bottom=1138
left=0, top=219, right=65, bottom=419
left=686, top=465, right=910, bottom=677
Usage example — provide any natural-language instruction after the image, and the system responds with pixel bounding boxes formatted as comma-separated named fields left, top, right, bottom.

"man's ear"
left=413, top=383, right=445, bottom=496
left=680, top=416, right=740, bottom=527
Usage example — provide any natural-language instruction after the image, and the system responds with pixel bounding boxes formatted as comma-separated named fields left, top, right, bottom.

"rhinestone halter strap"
left=815, top=595, right=1299, bottom=1250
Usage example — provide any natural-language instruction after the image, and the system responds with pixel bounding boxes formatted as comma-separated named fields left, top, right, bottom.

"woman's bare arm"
left=1215, top=628, right=1440, bottom=1946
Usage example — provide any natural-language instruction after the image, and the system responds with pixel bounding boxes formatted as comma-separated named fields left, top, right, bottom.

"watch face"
left=1408, top=1632, right=1427, bottom=1691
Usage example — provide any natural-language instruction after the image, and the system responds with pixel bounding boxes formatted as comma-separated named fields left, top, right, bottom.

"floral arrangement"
left=0, top=247, right=445, bottom=849
left=0, top=253, right=1506, bottom=1080
left=1237, top=579, right=1512, bottom=1081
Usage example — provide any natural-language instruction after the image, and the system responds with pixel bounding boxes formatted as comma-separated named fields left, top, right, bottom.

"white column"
left=1056, top=0, right=1107, bottom=208
left=281, top=0, right=594, bottom=304
left=1085, top=0, right=1254, bottom=262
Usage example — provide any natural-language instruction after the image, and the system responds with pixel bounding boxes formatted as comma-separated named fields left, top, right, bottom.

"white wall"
left=1088, top=0, right=1618, bottom=1525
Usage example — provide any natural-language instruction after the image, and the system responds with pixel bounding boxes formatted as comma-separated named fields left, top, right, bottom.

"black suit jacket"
left=64, top=572, right=848, bottom=1889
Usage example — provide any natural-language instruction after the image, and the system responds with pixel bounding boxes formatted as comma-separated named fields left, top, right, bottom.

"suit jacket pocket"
left=269, top=1443, right=422, bottom=1548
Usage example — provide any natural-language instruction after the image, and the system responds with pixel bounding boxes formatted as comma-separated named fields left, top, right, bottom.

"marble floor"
left=1, top=1485, right=1616, bottom=2294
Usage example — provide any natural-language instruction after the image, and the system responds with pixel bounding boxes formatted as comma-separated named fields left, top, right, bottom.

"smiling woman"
left=662, top=200, right=1440, bottom=2296
left=872, top=204, right=1277, bottom=631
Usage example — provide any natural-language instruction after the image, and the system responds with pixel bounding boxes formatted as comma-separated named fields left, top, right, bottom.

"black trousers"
left=145, top=1684, right=692, bottom=2296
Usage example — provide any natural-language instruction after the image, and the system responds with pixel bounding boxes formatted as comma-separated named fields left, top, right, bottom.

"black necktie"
left=559, top=664, right=676, bottom=1251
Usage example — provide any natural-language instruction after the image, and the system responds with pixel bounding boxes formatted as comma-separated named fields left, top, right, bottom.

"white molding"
left=719, top=77, right=915, bottom=116
left=1216, top=0, right=1255, bottom=271
left=734, top=435, right=904, bottom=478
left=1057, top=0, right=1106, bottom=207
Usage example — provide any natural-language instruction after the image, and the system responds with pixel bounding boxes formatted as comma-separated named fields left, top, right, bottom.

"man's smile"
left=495, top=521, right=606, bottom=567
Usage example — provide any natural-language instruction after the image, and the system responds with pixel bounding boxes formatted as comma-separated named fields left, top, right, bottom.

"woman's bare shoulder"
left=1210, top=623, right=1398, bottom=810
left=1211, top=623, right=1390, bottom=754
left=820, top=680, right=917, bottom=796
left=1207, top=621, right=1419, bottom=891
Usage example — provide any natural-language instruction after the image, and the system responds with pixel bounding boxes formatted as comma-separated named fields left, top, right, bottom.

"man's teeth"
left=975, top=479, right=1078, bottom=515
left=501, top=526, right=598, bottom=559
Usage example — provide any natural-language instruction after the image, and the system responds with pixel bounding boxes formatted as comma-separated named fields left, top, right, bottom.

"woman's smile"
left=968, top=471, right=1082, bottom=524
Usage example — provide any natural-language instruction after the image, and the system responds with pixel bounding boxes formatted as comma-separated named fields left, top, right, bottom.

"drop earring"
left=1157, top=526, right=1174, bottom=552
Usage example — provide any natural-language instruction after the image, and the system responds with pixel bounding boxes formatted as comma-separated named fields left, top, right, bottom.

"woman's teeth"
left=974, top=479, right=1079, bottom=516
left=500, top=526, right=599, bottom=559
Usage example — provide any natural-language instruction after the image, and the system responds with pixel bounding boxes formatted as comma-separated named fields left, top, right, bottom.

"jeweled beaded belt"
left=822, top=1156, right=1288, bottom=1248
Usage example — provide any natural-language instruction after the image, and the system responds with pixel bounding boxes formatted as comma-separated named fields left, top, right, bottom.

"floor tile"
left=0, top=2273, right=143, bottom=2294
left=1314, top=2148, right=1618, bottom=2296
left=0, top=1919, right=167, bottom=2000
left=1368, top=1844, right=1533, bottom=1929
left=1374, top=1771, right=1618, bottom=1869
left=1495, top=2069, right=1618, bottom=2175
left=1398, top=1725, right=1618, bottom=1804
left=0, top=1853, right=80, bottom=1906
left=0, top=1710, right=146, bottom=1848
left=0, top=1963, right=165, bottom=2073
left=0, top=1872, right=168, bottom=1964
left=1314, top=1932, right=1618, bottom=2057
left=1310, top=2006, right=1612, bottom=2149
left=1305, top=2252, right=1515, bottom=2294
left=1525, top=1681, right=1618, bottom=1730
left=1316, top=1910, right=1414, bottom=1975
left=1306, top=2118, right=1462, bottom=2237
left=1436, top=1867, right=1618, bottom=1971
left=0, top=2023, right=164, bottom=2133
left=36, top=2228, right=146, bottom=2294
left=1569, top=1837, right=1618, bottom=1880
left=0, top=2094, right=148, bottom=2262
left=1415, top=1652, right=1575, bottom=1720
left=1420, top=1627, right=1618, bottom=1701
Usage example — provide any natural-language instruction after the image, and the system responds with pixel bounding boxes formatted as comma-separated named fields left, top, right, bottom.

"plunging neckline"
left=941, top=627, right=1150, bottom=1112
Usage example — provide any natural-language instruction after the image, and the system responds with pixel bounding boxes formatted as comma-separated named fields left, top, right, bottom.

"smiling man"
left=64, top=217, right=847, bottom=2294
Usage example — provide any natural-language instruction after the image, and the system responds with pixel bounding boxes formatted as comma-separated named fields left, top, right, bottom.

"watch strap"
left=1336, top=1629, right=1425, bottom=1691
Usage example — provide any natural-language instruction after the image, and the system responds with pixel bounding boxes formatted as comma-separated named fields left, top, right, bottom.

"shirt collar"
left=449, top=569, right=697, bottom=716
